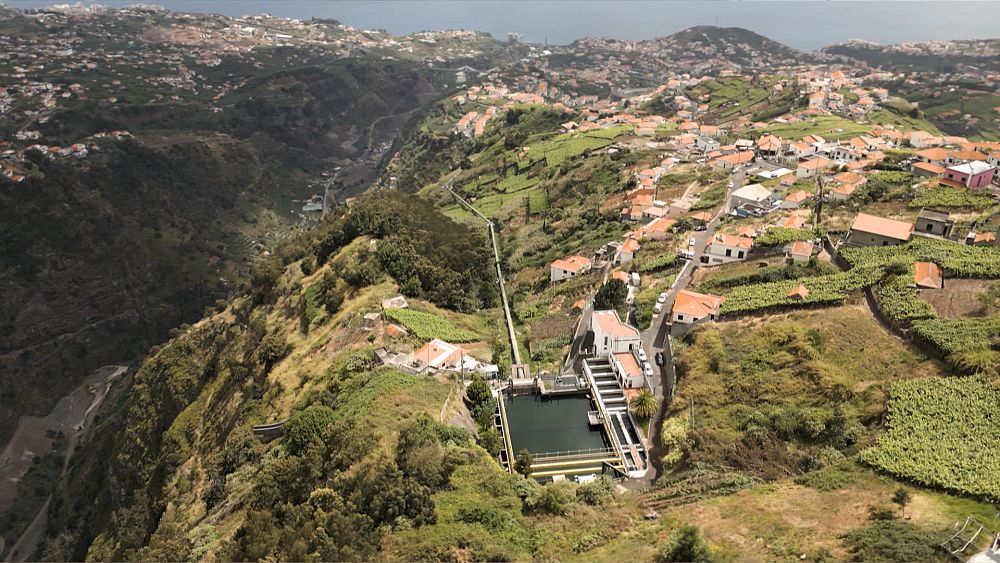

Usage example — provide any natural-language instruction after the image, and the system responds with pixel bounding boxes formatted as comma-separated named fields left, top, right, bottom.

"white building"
left=590, top=310, right=640, bottom=356
left=706, top=234, right=752, bottom=264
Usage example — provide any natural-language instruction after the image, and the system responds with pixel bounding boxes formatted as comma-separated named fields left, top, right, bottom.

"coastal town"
left=1, top=3, right=999, bottom=562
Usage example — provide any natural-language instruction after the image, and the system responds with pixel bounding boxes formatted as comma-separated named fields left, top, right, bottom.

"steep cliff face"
left=0, top=58, right=442, bottom=448
left=35, top=192, right=494, bottom=560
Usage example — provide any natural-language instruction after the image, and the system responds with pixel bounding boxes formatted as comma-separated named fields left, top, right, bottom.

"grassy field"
left=669, top=305, right=947, bottom=477
left=759, top=115, right=872, bottom=141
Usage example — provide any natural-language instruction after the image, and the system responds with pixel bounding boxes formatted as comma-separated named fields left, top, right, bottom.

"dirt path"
left=2, top=365, right=127, bottom=562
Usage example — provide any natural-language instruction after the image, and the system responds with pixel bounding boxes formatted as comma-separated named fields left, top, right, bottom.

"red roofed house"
left=671, top=290, right=725, bottom=326
left=413, top=339, right=478, bottom=372
left=845, top=213, right=914, bottom=247
left=912, top=262, right=944, bottom=290
left=550, top=255, right=592, bottom=282
left=590, top=310, right=640, bottom=355
left=781, top=190, right=812, bottom=209
left=788, top=240, right=815, bottom=263
left=796, top=156, right=831, bottom=178
left=787, top=284, right=810, bottom=300
left=911, top=161, right=945, bottom=178
left=618, top=237, right=640, bottom=264
left=707, top=233, right=752, bottom=265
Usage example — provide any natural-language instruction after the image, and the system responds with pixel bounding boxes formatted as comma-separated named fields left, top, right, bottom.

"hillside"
left=823, top=38, right=1000, bottom=73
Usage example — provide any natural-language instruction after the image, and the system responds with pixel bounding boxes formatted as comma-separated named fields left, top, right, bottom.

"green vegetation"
left=658, top=524, right=715, bottom=563
left=690, top=180, right=728, bottom=211
left=840, top=520, right=942, bottom=563
left=754, top=227, right=822, bottom=247
left=594, top=279, right=629, bottom=313
left=383, top=308, right=481, bottom=342
left=671, top=308, right=943, bottom=479
left=759, top=115, right=871, bottom=141
left=908, top=185, right=996, bottom=210
left=861, top=376, right=1000, bottom=498
left=696, top=261, right=838, bottom=294
left=911, top=316, right=1000, bottom=357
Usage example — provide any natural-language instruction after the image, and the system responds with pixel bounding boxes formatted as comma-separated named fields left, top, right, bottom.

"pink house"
left=943, top=161, right=995, bottom=188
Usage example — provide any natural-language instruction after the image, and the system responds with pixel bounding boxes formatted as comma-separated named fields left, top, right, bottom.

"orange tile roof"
left=672, top=290, right=724, bottom=318
left=916, top=147, right=949, bottom=161
left=790, top=240, right=814, bottom=257
left=712, top=233, right=752, bottom=249
left=798, top=157, right=830, bottom=170
left=551, top=255, right=591, bottom=273
left=593, top=310, right=640, bottom=338
left=787, top=284, right=810, bottom=300
left=850, top=213, right=913, bottom=241
left=779, top=214, right=806, bottom=229
left=691, top=211, right=713, bottom=223
left=622, top=238, right=640, bottom=253
left=611, top=270, right=630, bottom=283
left=974, top=232, right=996, bottom=245
left=833, top=171, right=865, bottom=184
left=913, top=262, right=943, bottom=289
left=612, top=352, right=643, bottom=378
left=785, top=190, right=810, bottom=203
left=912, top=162, right=945, bottom=175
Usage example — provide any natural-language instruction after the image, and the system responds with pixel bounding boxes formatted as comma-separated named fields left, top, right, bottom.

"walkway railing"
left=494, top=392, right=515, bottom=473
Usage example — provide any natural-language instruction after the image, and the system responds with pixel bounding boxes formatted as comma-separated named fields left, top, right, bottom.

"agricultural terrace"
left=861, top=376, right=1000, bottom=498
left=717, top=237, right=999, bottom=338
left=384, top=307, right=482, bottom=342
left=668, top=307, right=947, bottom=480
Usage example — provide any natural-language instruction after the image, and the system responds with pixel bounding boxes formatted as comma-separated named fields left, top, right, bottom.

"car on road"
left=653, top=302, right=663, bottom=314
left=678, top=249, right=694, bottom=260
left=694, top=224, right=707, bottom=231
left=637, top=348, right=647, bottom=362
left=657, top=292, right=667, bottom=304
left=728, top=180, right=734, bottom=188
left=643, top=362, right=654, bottom=377
left=655, top=352, right=665, bottom=366
left=688, top=237, right=696, bottom=247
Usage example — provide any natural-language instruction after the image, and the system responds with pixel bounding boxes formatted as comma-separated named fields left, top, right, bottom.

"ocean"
left=6, top=0, right=1000, bottom=50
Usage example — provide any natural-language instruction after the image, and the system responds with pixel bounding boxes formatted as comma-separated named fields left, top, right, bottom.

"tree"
left=891, top=488, right=912, bottom=516
left=514, top=448, right=533, bottom=478
left=594, top=278, right=628, bottom=312
left=284, top=405, right=336, bottom=455
left=479, top=428, right=504, bottom=457
left=630, top=389, right=658, bottom=419
left=659, top=524, right=714, bottom=563
left=466, top=374, right=492, bottom=409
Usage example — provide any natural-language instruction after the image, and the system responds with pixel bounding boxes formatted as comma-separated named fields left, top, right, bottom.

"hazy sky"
left=6, top=1, right=1000, bottom=50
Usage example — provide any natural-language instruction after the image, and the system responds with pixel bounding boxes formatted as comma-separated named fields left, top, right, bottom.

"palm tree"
left=630, top=389, right=658, bottom=420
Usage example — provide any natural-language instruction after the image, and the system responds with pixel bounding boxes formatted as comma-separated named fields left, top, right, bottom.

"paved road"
left=627, top=166, right=746, bottom=486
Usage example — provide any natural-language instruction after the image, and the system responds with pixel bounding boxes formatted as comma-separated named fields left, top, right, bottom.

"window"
left=725, top=249, right=732, bottom=257
left=925, top=223, right=933, bottom=232
left=738, top=251, right=745, bottom=258
left=677, top=314, right=684, bottom=321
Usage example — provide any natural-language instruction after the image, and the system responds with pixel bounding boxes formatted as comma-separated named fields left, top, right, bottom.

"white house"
left=707, top=234, right=752, bottom=264
left=730, top=183, right=773, bottom=210
left=590, top=310, right=640, bottom=355
left=550, top=255, right=592, bottom=282
left=671, top=290, right=724, bottom=326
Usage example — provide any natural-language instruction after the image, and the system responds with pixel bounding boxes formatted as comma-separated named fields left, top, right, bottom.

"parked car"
left=688, top=237, right=696, bottom=247
left=655, top=352, right=665, bottom=366
left=653, top=302, right=663, bottom=314
left=657, top=292, right=667, bottom=304
left=678, top=249, right=694, bottom=260
left=643, top=363, right=654, bottom=377
left=694, top=224, right=707, bottom=231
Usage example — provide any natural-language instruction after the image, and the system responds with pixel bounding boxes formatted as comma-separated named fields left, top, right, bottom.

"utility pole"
left=814, top=175, right=825, bottom=227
